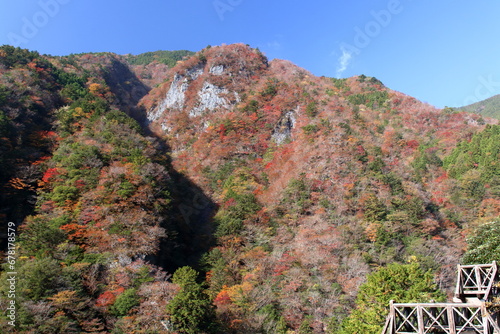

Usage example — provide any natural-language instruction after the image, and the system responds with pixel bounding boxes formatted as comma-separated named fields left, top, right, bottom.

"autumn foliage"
left=0, top=43, right=498, bottom=333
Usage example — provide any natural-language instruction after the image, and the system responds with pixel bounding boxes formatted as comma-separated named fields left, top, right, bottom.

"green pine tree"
left=339, top=262, right=444, bottom=334
left=166, top=266, right=215, bottom=334
left=462, top=219, right=500, bottom=264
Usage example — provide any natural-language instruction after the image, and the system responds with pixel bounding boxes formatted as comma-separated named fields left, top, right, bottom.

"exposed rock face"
left=209, top=64, right=224, bottom=75
left=147, top=61, right=241, bottom=124
left=147, top=63, right=205, bottom=122
left=147, top=74, right=186, bottom=123
left=190, top=81, right=231, bottom=117
left=186, top=63, right=204, bottom=80
left=164, top=74, right=189, bottom=109
left=272, top=109, right=298, bottom=144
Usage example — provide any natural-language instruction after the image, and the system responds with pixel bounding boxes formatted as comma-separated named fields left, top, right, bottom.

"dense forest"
left=458, top=93, right=500, bottom=120
left=0, top=43, right=499, bottom=333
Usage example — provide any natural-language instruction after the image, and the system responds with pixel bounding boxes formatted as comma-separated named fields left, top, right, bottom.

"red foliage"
left=356, top=145, right=366, bottom=155
left=218, top=124, right=227, bottom=139
left=435, top=172, right=449, bottom=183
left=214, top=289, right=232, bottom=307
left=96, top=291, right=116, bottom=307
left=95, top=287, right=125, bottom=307
left=272, top=252, right=296, bottom=277
left=406, top=139, right=420, bottom=149
left=79, top=206, right=101, bottom=224
left=39, top=200, right=56, bottom=212
left=42, top=167, right=61, bottom=183
left=223, top=198, right=237, bottom=209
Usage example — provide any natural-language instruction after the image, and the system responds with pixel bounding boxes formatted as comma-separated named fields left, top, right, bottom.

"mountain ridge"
left=457, top=93, right=500, bottom=119
left=0, top=43, right=499, bottom=333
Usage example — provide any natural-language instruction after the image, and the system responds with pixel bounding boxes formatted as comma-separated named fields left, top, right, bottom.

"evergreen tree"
left=339, top=262, right=444, bottom=334
left=111, top=288, right=140, bottom=316
left=166, top=266, right=215, bottom=334
left=462, top=219, right=500, bottom=264
left=444, top=124, right=500, bottom=183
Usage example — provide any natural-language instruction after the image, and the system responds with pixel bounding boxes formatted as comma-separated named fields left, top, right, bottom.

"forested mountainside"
left=0, top=43, right=499, bottom=333
left=458, top=93, right=500, bottom=120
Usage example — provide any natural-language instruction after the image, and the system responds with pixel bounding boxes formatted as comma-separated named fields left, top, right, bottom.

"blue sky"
left=1, top=0, right=500, bottom=108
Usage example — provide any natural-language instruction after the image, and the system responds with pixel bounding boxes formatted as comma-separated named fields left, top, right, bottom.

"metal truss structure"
left=382, top=262, right=500, bottom=334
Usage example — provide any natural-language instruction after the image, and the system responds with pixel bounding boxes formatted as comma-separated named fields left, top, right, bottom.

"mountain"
left=457, top=93, right=500, bottom=119
left=0, top=43, right=499, bottom=333
left=124, top=50, right=195, bottom=67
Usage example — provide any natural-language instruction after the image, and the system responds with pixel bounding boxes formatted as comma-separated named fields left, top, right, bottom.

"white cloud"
left=335, top=46, right=353, bottom=78
left=266, top=41, right=282, bottom=51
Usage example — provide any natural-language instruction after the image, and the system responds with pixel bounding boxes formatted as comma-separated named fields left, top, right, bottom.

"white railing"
left=382, top=262, right=500, bottom=334
left=455, top=262, right=498, bottom=302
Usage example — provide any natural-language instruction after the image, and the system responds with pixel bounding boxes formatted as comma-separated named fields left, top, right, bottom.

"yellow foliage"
left=89, top=83, right=102, bottom=93
left=221, top=167, right=259, bottom=196
left=48, top=290, right=78, bottom=308
left=73, top=107, right=85, bottom=117
left=226, top=281, right=254, bottom=308
left=407, top=255, right=419, bottom=264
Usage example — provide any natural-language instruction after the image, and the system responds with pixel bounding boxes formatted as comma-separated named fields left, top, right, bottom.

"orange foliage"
left=365, top=223, right=380, bottom=242
left=8, top=177, right=32, bottom=190
left=478, top=198, right=500, bottom=218
left=214, top=289, right=232, bottom=307
left=60, top=223, right=88, bottom=244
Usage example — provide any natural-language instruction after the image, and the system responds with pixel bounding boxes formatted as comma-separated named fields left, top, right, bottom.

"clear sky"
left=1, top=0, right=500, bottom=108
